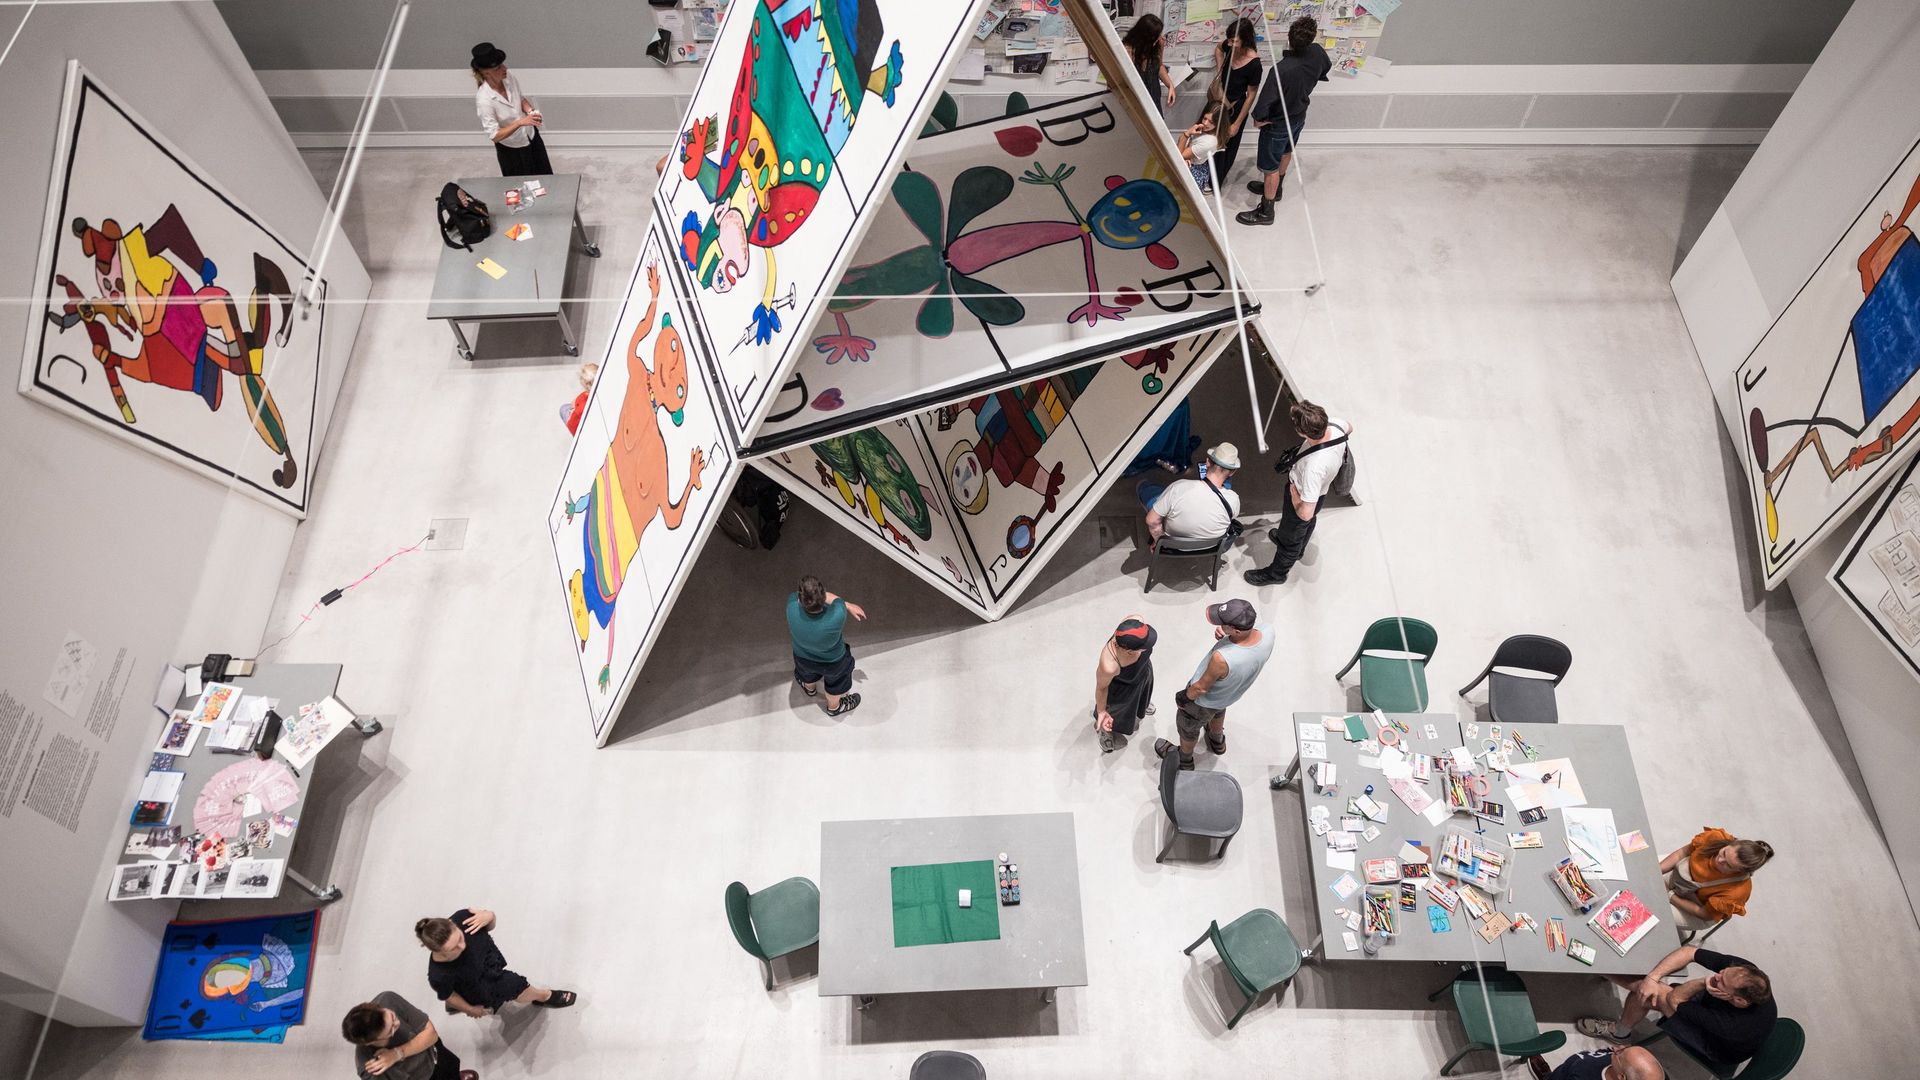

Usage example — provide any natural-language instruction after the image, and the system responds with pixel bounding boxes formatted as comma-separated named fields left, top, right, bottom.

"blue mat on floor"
left=143, top=910, right=319, bottom=1041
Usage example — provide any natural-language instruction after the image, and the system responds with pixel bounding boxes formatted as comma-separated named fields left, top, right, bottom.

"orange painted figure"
left=46, top=205, right=299, bottom=487
left=563, top=264, right=709, bottom=691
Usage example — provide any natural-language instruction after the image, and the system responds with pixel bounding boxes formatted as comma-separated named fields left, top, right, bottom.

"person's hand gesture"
left=1098, top=710, right=1115, bottom=732
left=845, top=602, right=868, bottom=621
left=365, top=1049, right=402, bottom=1075
left=461, top=909, right=491, bottom=934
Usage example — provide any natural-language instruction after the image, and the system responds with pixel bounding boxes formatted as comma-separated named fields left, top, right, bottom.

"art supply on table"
left=1342, top=714, right=1369, bottom=741
left=1436, top=826, right=1509, bottom=890
left=1618, top=829, right=1649, bottom=854
left=505, top=222, right=533, bottom=241
left=1427, top=905, right=1452, bottom=933
left=1363, top=888, right=1397, bottom=936
left=1567, top=940, right=1598, bottom=966
left=476, top=257, right=509, bottom=279
left=1330, top=872, right=1360, bottom=901
left=1519, top=806, right=1548, bottom=825
left=1587, top=889, right=1660, bottom=955
left=1546, top=916, right=1567, bottom=952
left=1423, top=723, right=1439, bottom=740
left=1551, top=857, right=1599, bottom=912
left=1477, top=911, right=1512, bottom=943
left=1363, top=858, right=1400, bottom=884
left=1426, top=878, right=1460, bottom=912
left=1398, top=882, right=1418, bottom=910
left=996, top=859, right=1020, bottom=905
left=1508, top=831, right=1544, bottom=849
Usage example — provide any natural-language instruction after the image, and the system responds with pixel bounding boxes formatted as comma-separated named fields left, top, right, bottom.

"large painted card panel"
left=760, top=90, right=1240, bottom=447
left=654, top=0, right=985, bottom=440
left=21, top=69, right=327, bottom=517
left=759, top=417, right=991, bottom=615
left=1735, top=134, right=1920, bottom=587
left=1829, top=456, right=1920, bottom=685
left=926, top=327, right=1232, bottom=607
left=549, top=225, right=740, bottom=744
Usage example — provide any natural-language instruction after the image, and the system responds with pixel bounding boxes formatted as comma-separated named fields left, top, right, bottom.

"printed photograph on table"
left=760, top=417, right=989, bottom=614
left=654, top=0, right=984, bottom=436
left=21, top=67, right=328, bottom=517
left=1829, top=455, right=1920, bottom=682
left=1735, top=133, right=1920, bottom=586
left=548, top=224, right=741, bottom=744
left=927, top=328, right=1231, bottom=603
left=762, top=89, right=1244, bottom=447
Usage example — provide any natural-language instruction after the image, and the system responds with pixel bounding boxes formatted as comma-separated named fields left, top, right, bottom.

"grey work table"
left=425, top=173, right=601, bottom=360
left=819, top=812, right=1088, bottom=1003
left=1276, top=713, right=1676, bottom=974
left=118, top=663, right=377, bottom=902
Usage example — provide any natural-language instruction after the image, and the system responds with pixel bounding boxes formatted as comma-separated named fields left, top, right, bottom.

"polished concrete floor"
left=25, top=144, right=1920, bottom=1079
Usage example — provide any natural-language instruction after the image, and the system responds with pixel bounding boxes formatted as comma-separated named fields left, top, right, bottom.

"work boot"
left=1236, top=199, right=1274, bottom=226
left=1247, top=179, right=1264, bottom=194
left=1244, top=567, right=1288, bottom=586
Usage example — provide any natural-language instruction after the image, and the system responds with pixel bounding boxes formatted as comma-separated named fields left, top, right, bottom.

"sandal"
left=1153, top=739, right=1195, bottom=770
left=535, top=990, right=577, bottom=1009
left=1207, top=732, right=1227, bottom=755
left=795, top=678, right=817, bottom=697
left=826, top=693, right=862, bottom=717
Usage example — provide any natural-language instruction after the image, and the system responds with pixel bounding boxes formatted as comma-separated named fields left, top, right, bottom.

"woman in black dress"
left=1122, top=15, right=1175, bottom=116
left=1209, top=18, right=1264, bottom=183
left=1094, top=618, right=1156, bottom=753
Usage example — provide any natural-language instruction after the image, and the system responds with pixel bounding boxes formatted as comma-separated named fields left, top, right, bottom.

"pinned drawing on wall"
left=549, top=224, right=741, bottom=745
left=1736, top=134, right=1920, bottom=586
left=21, top=66, right=327, bottom=517
left=1829, top=455, right=1920, bottom=684
left=656, top=0, right=985, bottom=438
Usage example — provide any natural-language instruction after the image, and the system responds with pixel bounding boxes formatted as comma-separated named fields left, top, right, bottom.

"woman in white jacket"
left=471, top=42, right=551, bottom=176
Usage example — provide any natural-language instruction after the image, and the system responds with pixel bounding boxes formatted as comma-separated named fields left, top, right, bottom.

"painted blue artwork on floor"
left=143, top=910, right=318, bottom=1040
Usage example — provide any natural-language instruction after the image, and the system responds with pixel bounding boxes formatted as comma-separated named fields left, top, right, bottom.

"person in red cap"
left=1093, top=617, right=1157, bottom=753
left=1156, top=599, right=1273, bottom=769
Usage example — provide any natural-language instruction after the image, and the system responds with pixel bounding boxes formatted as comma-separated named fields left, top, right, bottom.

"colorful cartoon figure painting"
left=811, top=427, right=934, bottom=548
left=939, top=367, right=1099, bottom=557
left=676, top=0, right=905, bottom=350
left=562, top=264, right=711, bottom=691
left=24, top=72, right=333, bottom=515
left=1737, top=143, right=1920, bottom=583
left=143, top=911, right=317, bottom=1040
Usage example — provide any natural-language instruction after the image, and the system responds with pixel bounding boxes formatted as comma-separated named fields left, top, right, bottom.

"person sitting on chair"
left=1141, top=442, right=1241, bottom=550
left=1526, top=1045, right=1665, bottom=1080
left=1662, top=827, right=1773, bottom=926
left=1578, top=945, right=1776, bottom=1070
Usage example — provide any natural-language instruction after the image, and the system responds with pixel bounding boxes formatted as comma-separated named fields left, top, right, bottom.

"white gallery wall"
left=0, top=1, right=369, bottom=1024
left=1673, top=0, right=1920, bottom=913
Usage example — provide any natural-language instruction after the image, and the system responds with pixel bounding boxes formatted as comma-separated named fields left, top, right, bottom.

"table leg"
left=574, top=212, right=601, bottom=258
left=1039, top=987, right=1053, bottom=1005
left=448, top=320, right=475, bottom=362
left=857, top=995, right=876, bottom=1011
left=556, top=306, right=579, bottom=356
left=286, top=865, right=342, bottom=903
left=1270, top=752, right=1301, bottom=790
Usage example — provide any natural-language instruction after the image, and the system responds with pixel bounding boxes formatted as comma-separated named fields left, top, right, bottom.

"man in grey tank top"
left=1155, top=599, right=1275, bottom=770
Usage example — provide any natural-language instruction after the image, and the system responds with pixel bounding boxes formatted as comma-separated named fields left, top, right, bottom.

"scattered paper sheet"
left=1342, top=930, right=1360, bottom=952
left=1619, top=830, right=1649, bottom=854
left=1422, top=802, right=1452, bottom=827
left=1301, top=741, right=1327, bottom=760
left=138, top=770, right=183, bottom=803
left=476, top=257, right=508, bottom=280
left=1398, top=842, right=1430, bottom=865
left=154, top=665, right=187, bottom=715
left=952, top=49, right=987, bottom=82
left=1299, top=722, right=1325, bottom=741
left=1447, top=746, right=1476, bottom=771
left=1389, top=778, right=1435, bottom=814
left=43, top=632, right=97, bottom=717
left=1331, top=872, right=1360, bottom=901
left=1563, top=806, right=1627, bottom=880
left=1508, top=758, right=1587, bottom=808
left=1326, top=849, right=1356, bottom=871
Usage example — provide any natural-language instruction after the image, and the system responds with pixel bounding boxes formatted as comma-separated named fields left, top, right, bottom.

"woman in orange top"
left=1662, top=827, right=1774, bottom=921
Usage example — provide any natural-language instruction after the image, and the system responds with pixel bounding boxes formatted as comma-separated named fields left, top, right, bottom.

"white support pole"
left=1203, top=152, right=1268, bottom=455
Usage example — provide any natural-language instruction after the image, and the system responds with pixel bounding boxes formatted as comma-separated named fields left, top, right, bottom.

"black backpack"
left=436, top=182, right=492, bottom=250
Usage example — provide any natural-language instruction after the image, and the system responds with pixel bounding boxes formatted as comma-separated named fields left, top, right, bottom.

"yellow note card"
left=476, top=257, right=508, bottom=280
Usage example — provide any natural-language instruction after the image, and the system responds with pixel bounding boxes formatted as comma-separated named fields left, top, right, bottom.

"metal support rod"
left=302, top=1, right=410, bottom=312
left=1203, top=155, right=1268, bottom=455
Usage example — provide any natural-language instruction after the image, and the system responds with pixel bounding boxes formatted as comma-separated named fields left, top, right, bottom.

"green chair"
left=724, top=877, right=820, bottom=990
left=1334, top=617, right=1439, bottom=712
left=1182, top=909, right=1310, bottom=1029
left=1427, top=967, right=1566, bottom=1076
left=1633, top=1017, right=1804, bottom=1080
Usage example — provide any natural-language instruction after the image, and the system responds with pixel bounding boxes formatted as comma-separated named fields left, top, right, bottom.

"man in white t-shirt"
left=1144, top=443, right=1243, bottom=549
left=1245, top=401, right=1349, bottom=586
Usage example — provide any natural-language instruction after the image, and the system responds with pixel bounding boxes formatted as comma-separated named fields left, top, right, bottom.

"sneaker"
left=1153, top=738, right=1196, bottom=770
left=826, top=693, right=862, bottom=717
left=1235, top=201, right=1274, bottom=226
left=1098, top=731, right=1118, bottom=753
left=795, top=677, right=817, bottom=697
left=1199, top=183, right=1215, bottom=196
left=1243, top=567, right=1288, bottom=586
left=1526, top=1056, right=1551, bottom=1080
left=1145, top=702, right=1158, bottom=716
left=1575, top=1017, right=1627, bottom=1042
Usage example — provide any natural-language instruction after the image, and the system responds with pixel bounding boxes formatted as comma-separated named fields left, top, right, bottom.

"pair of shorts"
left=1175, top=697, right=1226, bottom=740
left=794, top=648, right=854, bottom=696
left=1256, top=116, right=1306, bottom=173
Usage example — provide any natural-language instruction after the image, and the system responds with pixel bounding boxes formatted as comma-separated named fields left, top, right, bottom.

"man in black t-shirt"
left=1577, top=945, right=1777, bottom=1069
left=1532, top=1046, right=1664, bottom=1080
left=1236, top=16, right=1331, bottom=226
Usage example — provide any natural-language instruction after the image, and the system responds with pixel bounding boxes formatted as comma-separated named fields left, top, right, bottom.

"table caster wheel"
left=584, top=244, right=602, bottom=258
left=456, top=347, right=474, bottom=361
left=564, top=343, right=579, bottom=356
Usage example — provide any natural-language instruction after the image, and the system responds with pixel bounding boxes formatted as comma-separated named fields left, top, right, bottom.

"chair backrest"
left=1361, top=617, right=1438, bottom=659
left=1159, top=745, right=1183, bottom=821
left=1157, top=533, right=1230, bottom=556
left=1490, top=634, right=1572, bottom=682
left=723, top=881, right=767, bottom=960
left=1451, top=969, right=1541, bottom=1047
left=1734, top=1018, right=1805, bottom=1080
left=910, top=1050, right=986, bottom=1080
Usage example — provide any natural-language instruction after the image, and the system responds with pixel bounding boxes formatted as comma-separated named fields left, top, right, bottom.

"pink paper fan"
left=193, top=757, right=300, bottom=838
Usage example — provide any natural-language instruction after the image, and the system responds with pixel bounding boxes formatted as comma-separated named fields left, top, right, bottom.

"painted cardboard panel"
left=654, top=0, right=985, bottom=441
left=760, top=418, right=989, bottom=613
left=760, top=90, right=1239, bottom=449
left=927, top=327, right=1232, bottom=605
left=1735, top=133, right=1920, bottom=586
left=21, top=68, right=328, bottom=517
left=548, top=224, right=741, bottom=744
left=1829, top=455, right=1920, bottom=684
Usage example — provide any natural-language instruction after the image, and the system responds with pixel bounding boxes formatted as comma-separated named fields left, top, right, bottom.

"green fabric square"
left=890, top=860, right=1001, bottom=947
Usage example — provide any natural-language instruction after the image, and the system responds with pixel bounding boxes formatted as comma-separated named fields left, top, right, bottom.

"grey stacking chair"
left=1156, top=744, right=1243, bottom=862
left=1457, top=634, right=1573, bottom=724
left=910, top=1050, right=986, bottom=1080
left=1146, top=533, right=1230, bottom=592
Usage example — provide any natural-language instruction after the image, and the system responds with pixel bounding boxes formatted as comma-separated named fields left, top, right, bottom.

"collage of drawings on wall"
left=1830, top=456, right=1920, bottom=684
left=21, top=66, right=328, bottom=516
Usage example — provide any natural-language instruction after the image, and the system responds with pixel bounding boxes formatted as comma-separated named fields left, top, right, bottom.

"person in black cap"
left=471, top=42, right=552, bottom=176
left=1155, top=599, right=1273, bottom=769
left=1093, top=616, right=1157, bottom=754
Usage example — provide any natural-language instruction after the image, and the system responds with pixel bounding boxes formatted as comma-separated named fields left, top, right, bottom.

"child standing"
left=1179, top=95, right=1225, bottom=195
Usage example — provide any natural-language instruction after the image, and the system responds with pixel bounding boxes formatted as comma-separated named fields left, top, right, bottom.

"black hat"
left=1206, top=599, right=1257, bottom=631
left=1113, top=618, right=1157, bottom=654
left=471, top=42, right=506, bottom=70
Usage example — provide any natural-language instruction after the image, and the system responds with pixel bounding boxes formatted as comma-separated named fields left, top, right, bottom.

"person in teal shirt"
left=787, top=575, right=866, bottom=716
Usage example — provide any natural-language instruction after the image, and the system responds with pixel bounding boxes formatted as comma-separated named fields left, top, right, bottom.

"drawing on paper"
left=23, top=71, right=328, bottom=515
left=1736, top=138, right=1920, bottom=583
left=1829, top=455, right=1920, bottom=683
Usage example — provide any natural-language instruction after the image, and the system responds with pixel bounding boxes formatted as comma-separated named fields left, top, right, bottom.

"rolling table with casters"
left=426, top=172, right=601, bottom=360
left=119, top=663, right=380, bottom=903
left=819, top=812, right=1088, bottom=1008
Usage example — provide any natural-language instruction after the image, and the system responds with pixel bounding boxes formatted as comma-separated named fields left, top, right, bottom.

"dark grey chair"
left=1146, top=533, right=1230, bottom=592
left=910, top=1050, right=985, bottom=1080
left=1157, top=744, right=1244, bottom=862
left=1457, top=635, right=1573, bottom=725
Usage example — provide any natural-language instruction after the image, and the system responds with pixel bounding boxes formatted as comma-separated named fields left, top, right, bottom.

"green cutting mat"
left=891, top=860, right=1001, bottom=947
